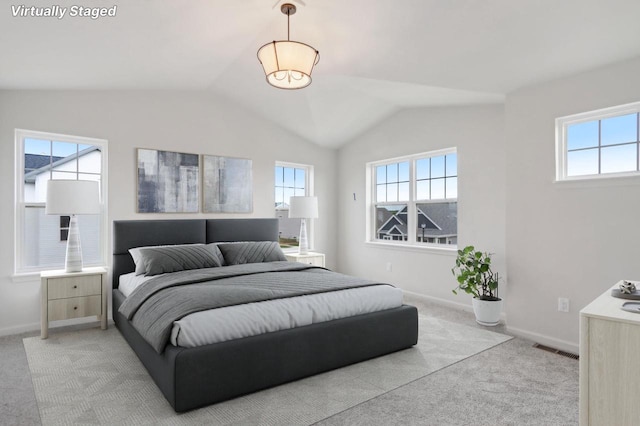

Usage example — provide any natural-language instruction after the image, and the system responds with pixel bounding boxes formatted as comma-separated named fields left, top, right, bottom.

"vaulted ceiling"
left=2, top=0, right=640, bottom=147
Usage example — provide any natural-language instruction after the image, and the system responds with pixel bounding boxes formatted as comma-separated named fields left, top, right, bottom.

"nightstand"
left=40, top=266, right=108, bottom=339
left=284, top=252, right=325, bottom=267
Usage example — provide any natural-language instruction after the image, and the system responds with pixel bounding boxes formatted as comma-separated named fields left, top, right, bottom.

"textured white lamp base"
left=298, top=218, right=309, bottom=255
left=65, top=215, right=83, bottom=272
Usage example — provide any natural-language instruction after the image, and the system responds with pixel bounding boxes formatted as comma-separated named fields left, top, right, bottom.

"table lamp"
left=288, top=196, right=318, bottom=255
left=45, top=180, right=101, bottom=272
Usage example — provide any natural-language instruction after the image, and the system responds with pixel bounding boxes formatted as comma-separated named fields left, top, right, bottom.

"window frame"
left=14, top=129, right=109, bottom=277
left=274, top=161, right=315, bottom=253
left=366, top=148, right=458, bottom=251
left=556, top=101, right=640, bottom=182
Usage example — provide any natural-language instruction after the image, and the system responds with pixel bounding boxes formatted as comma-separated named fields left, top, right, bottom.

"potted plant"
left=451, top=245, right=502, bottom=326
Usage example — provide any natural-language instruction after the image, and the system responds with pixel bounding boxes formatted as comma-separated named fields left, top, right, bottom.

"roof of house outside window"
left=377, top=204, right=457, bottom=238
left=24, top=146, right=101, bottom=183
left=24, top=154, right=63, bottom=174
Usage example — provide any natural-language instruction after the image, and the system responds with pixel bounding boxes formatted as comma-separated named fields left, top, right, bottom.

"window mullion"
left=372, top=166, right=377, bottom=240
left=407, top=160, right=416, bottom=244
left=76, top=144, right=80, bottom=179
left=598, top=119, right=602, bottom=175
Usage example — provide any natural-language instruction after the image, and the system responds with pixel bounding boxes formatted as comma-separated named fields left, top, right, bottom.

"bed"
left=112, top=218, right=418, bottom=412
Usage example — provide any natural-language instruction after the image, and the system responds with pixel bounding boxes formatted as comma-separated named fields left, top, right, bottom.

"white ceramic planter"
left=472, top=297, right=503, bottom=326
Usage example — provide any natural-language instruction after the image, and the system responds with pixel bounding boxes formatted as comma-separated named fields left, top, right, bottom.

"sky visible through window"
left=566, top=112, right=640, bottom=177
left=274, top=166, right=305, bottom=207
left=25, top=138, right=92, bottom=156
left=376, top=153, right=457, bottom=203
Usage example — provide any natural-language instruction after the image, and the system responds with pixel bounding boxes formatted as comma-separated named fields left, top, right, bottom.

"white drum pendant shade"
left=257, top=3, right=319, bottom=90
left=258, top=40, right=319, bottom=89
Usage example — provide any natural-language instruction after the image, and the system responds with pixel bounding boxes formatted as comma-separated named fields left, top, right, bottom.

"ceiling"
left=2, top=0, right=640, bottom=147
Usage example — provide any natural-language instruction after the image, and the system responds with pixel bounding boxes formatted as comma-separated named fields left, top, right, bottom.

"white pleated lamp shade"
left=46, top=180, right=101, bottom=215
left=289, top=196, right=318, bottom=219
left=257, top=41, right=320, bottom=89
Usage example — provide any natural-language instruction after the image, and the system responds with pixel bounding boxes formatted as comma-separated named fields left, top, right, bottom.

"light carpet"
left=23, top=316, right=511, bottom=426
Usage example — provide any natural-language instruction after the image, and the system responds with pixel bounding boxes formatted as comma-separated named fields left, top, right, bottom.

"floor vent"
left=533, top=343, right=579, bottom=360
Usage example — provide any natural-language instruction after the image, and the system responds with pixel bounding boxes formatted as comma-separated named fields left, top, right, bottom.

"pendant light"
left=257, top=3, right=320, bottom=90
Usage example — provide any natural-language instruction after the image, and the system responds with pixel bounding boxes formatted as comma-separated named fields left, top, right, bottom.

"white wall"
left=505, top=57, right=640, bottom=352
left=337, top=105, right=506, bottom=307
left=0, top=90, right=338, bottom=335
left=337, top=57, right=640, bottom=354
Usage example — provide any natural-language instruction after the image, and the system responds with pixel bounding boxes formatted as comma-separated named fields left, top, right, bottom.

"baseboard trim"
left=0, top=316, right=110, bottom=338
left=402, top=290, right=508, bottom=322
left=403, top=290, right=578, bottom=354
left=506, top=325, right=578, bottom=355
left=0, top=322, right=40, bottom=337
left=402, top=290, right=474, bottom=312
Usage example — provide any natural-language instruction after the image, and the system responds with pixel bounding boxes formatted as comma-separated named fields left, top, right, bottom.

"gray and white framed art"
left=137, top=148, right=199, bottom=213
left=203, top=155, right=253, bottom=213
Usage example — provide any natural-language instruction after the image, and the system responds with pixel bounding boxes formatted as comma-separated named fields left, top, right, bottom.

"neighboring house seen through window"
left=274, top=162, right=313, bottom=250
left=59, top=216, right=71, bottom=241
left=369, top=149, right=457, bottom=247
left=556, top=102, right=640, bottom=181
left=15, top=130, right=107, bottom=274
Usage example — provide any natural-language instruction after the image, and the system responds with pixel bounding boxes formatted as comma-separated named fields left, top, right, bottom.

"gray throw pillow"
left=138, top=244, right=222, bottom=276
left=206, top=243, right=226, bottom=266
left=217, top=241, right=287, bottom=265
left=130, top=243, right=215, bottom=275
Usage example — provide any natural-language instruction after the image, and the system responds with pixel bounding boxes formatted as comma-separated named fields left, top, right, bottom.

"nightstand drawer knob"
left=74, top=306, right=78, bottom=310
left=73, top=285, right=77, bottom=289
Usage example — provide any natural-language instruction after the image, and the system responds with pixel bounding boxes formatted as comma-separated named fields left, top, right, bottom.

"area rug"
left=23, top=316, right=511, bottom=425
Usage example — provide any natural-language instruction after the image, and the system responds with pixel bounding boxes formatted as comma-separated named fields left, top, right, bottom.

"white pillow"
left=129, top=247, right=146, bottom=275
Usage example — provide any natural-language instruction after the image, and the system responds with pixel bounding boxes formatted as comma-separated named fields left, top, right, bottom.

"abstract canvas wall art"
left=137, top=148, right=199, bottom=213
left=203, top=155, right=253, bottom=213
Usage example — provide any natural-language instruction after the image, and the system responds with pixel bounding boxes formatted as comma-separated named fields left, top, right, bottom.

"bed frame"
left=112, top=218, right=418, bottom=412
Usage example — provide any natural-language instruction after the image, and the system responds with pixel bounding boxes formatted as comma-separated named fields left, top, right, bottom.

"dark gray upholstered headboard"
left=112, top=218, right=279, bottom=289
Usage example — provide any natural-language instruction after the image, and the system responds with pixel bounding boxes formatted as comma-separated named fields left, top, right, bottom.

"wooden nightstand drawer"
left=41, top=267, right=108, bottom=339
left=297, top=256, right=324, bottom=266
left=48, top=295, right=101, bottom=321
left=285, top=252, right=325, bottom=267
left=47, top=275, right=102, bottom=300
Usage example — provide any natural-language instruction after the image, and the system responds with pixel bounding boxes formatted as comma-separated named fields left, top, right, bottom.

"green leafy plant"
left=452, top=245, right=500, bottom=300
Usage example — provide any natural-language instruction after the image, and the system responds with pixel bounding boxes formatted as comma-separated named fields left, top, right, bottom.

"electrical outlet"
left=386, top=262, right=392, bottom=272
left=558, top=297, right=570, bottom=313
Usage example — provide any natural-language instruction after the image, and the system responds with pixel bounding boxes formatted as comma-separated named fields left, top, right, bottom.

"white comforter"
left=119, top=272, right=403, bottom=348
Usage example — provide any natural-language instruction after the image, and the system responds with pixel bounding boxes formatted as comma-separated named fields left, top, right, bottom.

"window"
left=556, top=102, right=640, bottom=181
left=274, top=162, right=313, bottom=250
left=15, top=130, right=108, bottom=275
left=368, top=149, right=457, bottom=247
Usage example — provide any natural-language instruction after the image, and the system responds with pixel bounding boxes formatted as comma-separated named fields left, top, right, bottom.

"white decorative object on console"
left=46, top=180, right=101, bottom=272
left=288, top=196, right=318, bottom=255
